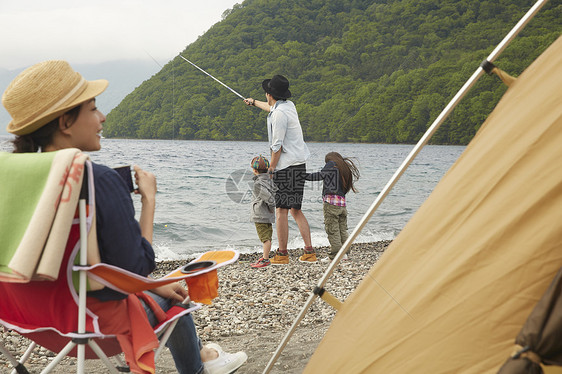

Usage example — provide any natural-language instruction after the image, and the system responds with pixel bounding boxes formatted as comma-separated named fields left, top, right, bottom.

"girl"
left=2, top=60, right=246, bottom=374
left=306, top=152, right=360, bottom=261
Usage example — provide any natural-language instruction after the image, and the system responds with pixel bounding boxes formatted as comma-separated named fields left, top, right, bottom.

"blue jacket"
left=306, top=161, right=346, bottom=197
left=87, top=163, right=156, bottom=301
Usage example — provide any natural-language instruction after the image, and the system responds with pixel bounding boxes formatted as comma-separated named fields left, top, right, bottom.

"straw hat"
left=2, top=60, right=108, bottom=135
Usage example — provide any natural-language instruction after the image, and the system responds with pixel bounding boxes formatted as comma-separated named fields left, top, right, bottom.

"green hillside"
left=103, top=0, right=561, bottom=144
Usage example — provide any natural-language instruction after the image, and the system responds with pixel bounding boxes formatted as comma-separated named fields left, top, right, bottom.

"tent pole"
left=262, top=1, right=549, bottom=372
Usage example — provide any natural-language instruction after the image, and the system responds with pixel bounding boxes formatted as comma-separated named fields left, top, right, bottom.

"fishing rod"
left=179, top=55, right=245, bottom=100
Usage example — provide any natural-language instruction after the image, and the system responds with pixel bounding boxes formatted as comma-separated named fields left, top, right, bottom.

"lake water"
left=0, top=136, right=465, bottom=260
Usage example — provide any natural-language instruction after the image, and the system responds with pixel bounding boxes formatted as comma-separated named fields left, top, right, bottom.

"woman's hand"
left=133, top=165, right=157, bottom=243
left=151, top=282, right=188, bottom=304
left=133, top=165, right=156, bottom=200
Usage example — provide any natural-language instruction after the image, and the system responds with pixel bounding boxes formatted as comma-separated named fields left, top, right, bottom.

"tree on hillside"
left=103, top=0, right=561, bottom=145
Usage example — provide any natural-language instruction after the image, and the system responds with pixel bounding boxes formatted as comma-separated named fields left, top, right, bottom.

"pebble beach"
left=0, top=241, right=390, bottom=373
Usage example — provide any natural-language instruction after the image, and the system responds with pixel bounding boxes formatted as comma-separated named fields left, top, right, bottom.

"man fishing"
left=244, top=75, right=316, bottom=264
left=178, top=57, right=315, bottom=264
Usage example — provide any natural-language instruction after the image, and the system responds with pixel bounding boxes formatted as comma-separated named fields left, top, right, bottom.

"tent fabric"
left=305, top=35, right=562, bottom=374
left=497, top=266, right=562, bottom=373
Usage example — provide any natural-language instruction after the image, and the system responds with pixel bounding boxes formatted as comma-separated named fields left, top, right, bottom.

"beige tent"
left=305, top=35, right=562, bottom=373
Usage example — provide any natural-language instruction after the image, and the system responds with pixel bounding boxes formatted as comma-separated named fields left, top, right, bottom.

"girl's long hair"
left=325, top=151, right=360, bottom=194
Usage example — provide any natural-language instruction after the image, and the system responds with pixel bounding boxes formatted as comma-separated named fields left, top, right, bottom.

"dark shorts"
left=273, top=163, right=307, bottom=210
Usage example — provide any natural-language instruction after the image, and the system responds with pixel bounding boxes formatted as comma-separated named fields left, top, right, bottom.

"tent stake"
left=262, top=0, right=550, bottom=372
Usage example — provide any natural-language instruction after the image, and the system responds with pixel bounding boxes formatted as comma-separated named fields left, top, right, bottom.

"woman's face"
left=63, top=99, right=106, bottom=151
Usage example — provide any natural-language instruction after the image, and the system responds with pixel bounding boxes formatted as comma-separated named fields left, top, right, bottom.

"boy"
left=249, top=155, right=276, bottom=268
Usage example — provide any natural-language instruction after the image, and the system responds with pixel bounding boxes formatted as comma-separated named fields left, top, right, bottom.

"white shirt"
left=267, top=100, right=310, bottom=170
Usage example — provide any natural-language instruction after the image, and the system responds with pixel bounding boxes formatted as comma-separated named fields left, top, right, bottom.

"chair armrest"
left=74, top=250, right=239, bottom=294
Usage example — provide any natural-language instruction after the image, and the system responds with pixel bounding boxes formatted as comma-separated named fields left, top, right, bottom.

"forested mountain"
left=103, top=0, right=561, bottom=144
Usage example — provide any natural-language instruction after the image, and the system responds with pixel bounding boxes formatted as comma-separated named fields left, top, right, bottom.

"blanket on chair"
left=0, top=148, right=89, bottom=282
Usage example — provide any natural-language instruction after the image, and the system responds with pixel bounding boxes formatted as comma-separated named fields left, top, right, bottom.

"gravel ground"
left=0, top=241, right=390, bottom=373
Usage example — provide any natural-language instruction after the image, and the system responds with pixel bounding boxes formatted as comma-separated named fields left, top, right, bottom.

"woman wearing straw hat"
left=244, top=75, right=316, bottom=264
left=2, top=60, right=247, bottom=374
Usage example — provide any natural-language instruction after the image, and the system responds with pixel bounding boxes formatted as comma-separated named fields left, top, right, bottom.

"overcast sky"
left=0, top=0, right=241, bottom=70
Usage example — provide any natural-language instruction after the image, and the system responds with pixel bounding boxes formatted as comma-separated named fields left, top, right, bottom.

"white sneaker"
left=204, top=343, right=248, bottom=374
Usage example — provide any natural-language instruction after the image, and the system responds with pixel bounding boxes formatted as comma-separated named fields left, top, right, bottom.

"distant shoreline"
left=0, top=133, right=469, bottom=146
left=155, top=238, right=395, bottom=263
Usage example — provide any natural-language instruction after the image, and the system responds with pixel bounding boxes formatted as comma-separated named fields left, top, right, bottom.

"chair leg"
left=39, top=339, right=123, bottom=374
left=10, top=363, right=30, bottom=374
left=1, top=341, right=30, bottom=374
left=154, top=318, right=179, bottom=360
left=87, top=340, right=120, bottom=374
left=40, top=341, right=76, bottom=374
left=17, top=341, right=36, bottom=368
left=77, top=342, right=85, bottom=374
left=112, top=354, right=131, bottom=372
left=9, top=341, right=36, bottom=374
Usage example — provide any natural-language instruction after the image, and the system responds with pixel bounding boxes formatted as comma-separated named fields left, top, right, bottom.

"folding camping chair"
left=0, top=149, right=238, bottom=374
